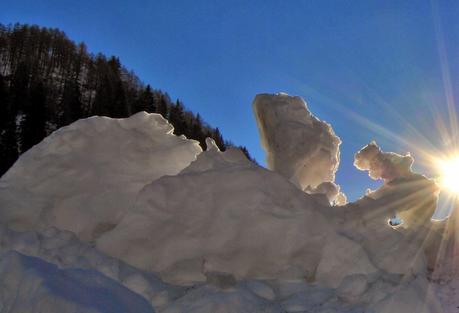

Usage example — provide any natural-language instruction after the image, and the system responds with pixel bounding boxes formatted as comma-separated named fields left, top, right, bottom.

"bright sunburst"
left=436, top=156, right=459, bottom=195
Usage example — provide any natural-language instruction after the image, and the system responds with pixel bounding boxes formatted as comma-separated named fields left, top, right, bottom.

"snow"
left=305, top=181, right=347, bottom=205
left=354, top=141, right=413, bottom=181
left=160, top=284, right=283, bottom=313
left=95, top=136, right=442, bottom=312
left=0, top=250, right=155, bottom=313
left=96, top=144, right=340, bottom=284
left=0, top=112, right=201, bottom=241
left=336, top=274, right=368, bottom=303
left=0, top=96, right=457, bottom=312
left=0, top=224, right=179, bottom=310
left=253, top=93, right=345, bottom=204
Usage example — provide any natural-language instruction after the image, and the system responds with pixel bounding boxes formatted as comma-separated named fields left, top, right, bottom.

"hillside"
left=0, top=23, right=254, bottom=176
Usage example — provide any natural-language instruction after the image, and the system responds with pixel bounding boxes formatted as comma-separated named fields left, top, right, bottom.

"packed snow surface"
left=0, top=95, right=458, bottom=312
left=0, top=250, right=155, bottom=313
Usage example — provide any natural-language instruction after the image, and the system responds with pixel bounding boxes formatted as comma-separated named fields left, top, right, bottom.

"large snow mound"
left=0, top=112, right=202, bottom=241
left=97, top=145, right=343, bottom=284
left=253, top=93, right=343, bottom=203
left=0, top=94, right=454, bottom=312
left=96, top=140, right=443, bottom=312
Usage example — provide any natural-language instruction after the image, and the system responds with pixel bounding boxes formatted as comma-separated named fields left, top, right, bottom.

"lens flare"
left=436, top=156, right=459, bottom=194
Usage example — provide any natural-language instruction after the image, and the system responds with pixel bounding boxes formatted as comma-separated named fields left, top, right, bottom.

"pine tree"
left=239, top=146, right=257, bottom=163
left=189, top=114, right=205, bottom=147
left=134, top=85, right=155, bottom=113
left=10, top=62, right=30, bottom=112
left=0, top=119, right=18, bottom=175
left=0, top=74, right=8, bottom=129
left=109, top=57, right=128, bottom=118
left=0, top=74, right=19, bottom=175
left=156, top=94, right=169, bottom=119
left=93, top=54, right=111, bottom=116
left=112, top=80, right=127, bottom=118
left=169, top=100, right=187, bottom=136
left=20, top=81, right=47, bottom=152
left=60, top=79, right=82, bottom=126
left=213, top=127, right=225, bottom=151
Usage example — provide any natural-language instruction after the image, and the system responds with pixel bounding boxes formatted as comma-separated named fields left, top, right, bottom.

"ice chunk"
left=354, top=141, right=413, bottom=182
left=253, top=93, right=343, bottom=203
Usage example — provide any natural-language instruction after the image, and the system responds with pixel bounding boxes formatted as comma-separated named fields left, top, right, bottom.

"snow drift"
left=0, top=251, right=155, bottom=313
left=94, top=137, right=443, bottom=312
left=0, top=94, right=455, bottom=312
left=96, top=143, right=355, bottom=285
left=0, top=112, right=201, bottom=241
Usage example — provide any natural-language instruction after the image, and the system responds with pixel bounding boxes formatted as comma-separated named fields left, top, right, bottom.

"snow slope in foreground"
left=0, top=250, right=155, bottom=313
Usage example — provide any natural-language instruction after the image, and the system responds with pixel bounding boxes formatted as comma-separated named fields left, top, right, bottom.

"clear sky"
left=2, top=0, right=458, bottom=200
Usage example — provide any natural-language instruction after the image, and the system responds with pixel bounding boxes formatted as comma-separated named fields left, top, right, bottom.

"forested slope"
left=0, top=23, right=253, bottom=175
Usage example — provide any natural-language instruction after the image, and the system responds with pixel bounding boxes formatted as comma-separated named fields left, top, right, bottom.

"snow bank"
left=0, top=224, right=183, bottom=311
left=95, top=137, right=443, bottom=312
left=0, top=112, right=202, bottom=241
left=253, top=93, right=344, bottom=203
left=2, top=223, right=433, bottom=313
left=97, top=144, right=343, bottom=284
left=0, top=250, right=155, bottom=313
left=0, top=96, right=451, bottom=312
left=95, top=141, right=427, bottom=284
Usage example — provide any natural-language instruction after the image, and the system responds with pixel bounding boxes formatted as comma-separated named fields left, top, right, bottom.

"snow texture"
left=97, top=144, right=339, bottom=284
left=0, top=224, right=184, bottom=311
left=0, top=250, right=155, bottom=313
left=0, top=97, right=457, bottom=313
left=96, top=137, right=443, bottom=312
left=253, top=93, right=345, bottom=204
left=305, top=181, right=347, bottom=206
left=354, top=141, right=414, bottom=182
left=0, top=112, right=202, bottom=241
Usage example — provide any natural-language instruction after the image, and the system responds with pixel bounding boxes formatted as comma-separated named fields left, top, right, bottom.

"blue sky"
left=2, top=0, right=458, bottom=200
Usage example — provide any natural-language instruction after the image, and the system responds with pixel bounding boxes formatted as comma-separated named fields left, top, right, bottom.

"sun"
left=436, top=156, right=459, bottom=195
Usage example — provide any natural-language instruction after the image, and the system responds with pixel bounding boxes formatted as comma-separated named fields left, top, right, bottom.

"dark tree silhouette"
left=0, top=74, right=19, bottom=174
left=156, top=93, right=169, bottom=119
left=134, top=85, right=155, bottom=113
left=0, top=23, right=256, bottom=176
left=20, top=81, right=47, bottom=152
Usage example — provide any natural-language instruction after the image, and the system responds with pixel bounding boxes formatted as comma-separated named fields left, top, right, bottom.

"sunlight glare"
left=436, top=156, right=459, bottom=195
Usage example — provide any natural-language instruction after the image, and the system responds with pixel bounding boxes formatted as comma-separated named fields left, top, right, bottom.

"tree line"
left=0, top=23, right=254, bottom=176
